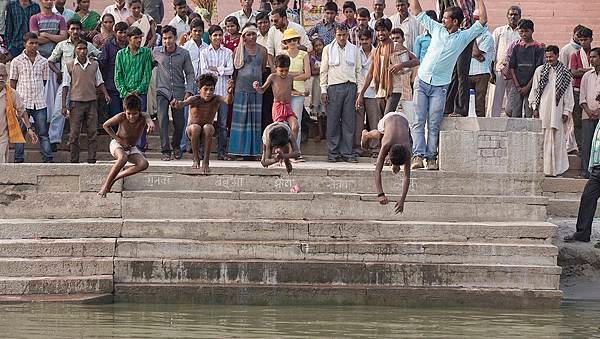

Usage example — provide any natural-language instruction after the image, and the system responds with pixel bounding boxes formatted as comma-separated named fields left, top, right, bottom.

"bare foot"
left=201, top=161, right=210, bottom=174
left=360, top=129, right=369, bottom=150
left=97, top=186, right=108, bottom=198
left=192, top=161, right=201, bottom=169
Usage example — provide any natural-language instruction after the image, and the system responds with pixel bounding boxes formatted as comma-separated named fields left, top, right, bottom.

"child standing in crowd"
left=99, top=93, right=155, bottom=197
left=310, top=37, right=326, bottom=139
left=62, top=41, right=111, bottom=164
left=509, top=19, right=545, bottom=118
left=223, top=16, right=241, bottom=52
left=342, top=1, right=358, bottom=29
left=253, top=54, right=300, bottom=153
left=282, top=28, right=310, bottom=161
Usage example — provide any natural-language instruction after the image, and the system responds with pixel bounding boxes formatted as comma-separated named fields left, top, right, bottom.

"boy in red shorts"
left=253, top=54, right=300, bottom=150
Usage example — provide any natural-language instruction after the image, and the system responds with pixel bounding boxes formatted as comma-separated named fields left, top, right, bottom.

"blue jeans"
left=137, top=94, right=148, bottom=150
left=14, top=108, right=53, bottom=162
left=412, top=79, right=449, bottom=161
left=217, top=103, right=228, bottom=157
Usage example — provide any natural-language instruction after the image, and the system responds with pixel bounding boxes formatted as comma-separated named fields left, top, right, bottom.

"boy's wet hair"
left=124, top=93, right=142, bottom=112
left=389, top=144, right=409, bottom=166
left=274, top=54, right=291, bottom=68
left=270, top=127, right=289, bottom=147
left=197, top=74, right=218, bottom=88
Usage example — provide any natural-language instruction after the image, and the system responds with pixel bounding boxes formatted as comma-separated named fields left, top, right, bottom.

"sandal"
left=161, top=153, right=172, bottom=161
left=448, top=113, right=462, bottom=117
left=293, top=155, right=306, bottom=163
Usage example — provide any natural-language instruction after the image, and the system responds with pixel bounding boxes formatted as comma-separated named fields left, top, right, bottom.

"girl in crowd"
left=127, top=0, right=156, bottom=48
left=282, top=28, right=310, bottom=161
left=309, top=37, right=325, bottom=139
left=72, top=0, right=101, bottom=41
left=223, top=16, right=241, bottom=52
left=228, top=25, right=268, bottom=160
left=93, top=13, right=115, bottom=49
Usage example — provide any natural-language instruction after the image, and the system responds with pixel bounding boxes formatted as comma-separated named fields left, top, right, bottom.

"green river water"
left=1, top=300, right=599, bottom=338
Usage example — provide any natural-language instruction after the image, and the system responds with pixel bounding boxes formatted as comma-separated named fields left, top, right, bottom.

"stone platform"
left=0, top=159, right=561, bottom=308
left=0, top=118, right=564, bottom=307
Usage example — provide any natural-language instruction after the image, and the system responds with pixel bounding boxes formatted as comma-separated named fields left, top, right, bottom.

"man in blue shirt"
left=409, top=0, right=487, bottom=170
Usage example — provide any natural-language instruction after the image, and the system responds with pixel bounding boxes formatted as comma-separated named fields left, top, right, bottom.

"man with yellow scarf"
left=0, top=64, right=38, bottom=163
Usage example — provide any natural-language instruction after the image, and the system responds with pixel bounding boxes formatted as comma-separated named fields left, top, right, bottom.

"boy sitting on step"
left=170, top=74, right=233, bottom=174
left=98, top=94, right=155, bottom=197
left=261, top=121, right=300, bottom=174
left=361, top=111, right=412, bottom=213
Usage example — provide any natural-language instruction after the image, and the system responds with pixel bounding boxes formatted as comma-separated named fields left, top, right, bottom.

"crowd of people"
left=0, top=0, right=598, bottom=180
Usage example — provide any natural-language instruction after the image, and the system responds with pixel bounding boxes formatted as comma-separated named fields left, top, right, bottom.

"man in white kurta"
left=529, top=47, right=575, bottom=176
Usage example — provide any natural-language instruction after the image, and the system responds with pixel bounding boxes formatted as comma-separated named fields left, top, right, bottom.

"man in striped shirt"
left=200, top=25, right=233, bottom=160
left=114, top=26, right=153, bottom=150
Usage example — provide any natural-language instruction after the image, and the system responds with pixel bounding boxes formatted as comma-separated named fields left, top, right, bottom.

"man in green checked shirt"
left=114, top=26, right=153, bottom=151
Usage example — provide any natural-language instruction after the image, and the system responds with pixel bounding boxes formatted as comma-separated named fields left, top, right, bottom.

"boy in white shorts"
left=361, top=111, right=412, bottom=213
left=98, top=93, right=156, bottom=197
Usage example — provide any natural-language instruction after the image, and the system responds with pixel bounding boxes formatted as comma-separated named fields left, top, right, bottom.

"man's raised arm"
left=477, top=0, right=488, bottom=26
left=410, top=0, right=423, bottom=15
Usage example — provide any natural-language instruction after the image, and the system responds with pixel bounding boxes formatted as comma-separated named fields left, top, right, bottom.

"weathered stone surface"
left=0, top=192, right=121, bottom=219
left=121, top=219, right=556, bottom=243
left=0, top=275, right=113, bottom=295
left=0, top=219, right=122, bottom=239
left=122, top=191, right=547, bottom=221
left=0, top=293, right=114, bottom=304
left=114, top=259, right=560, bottom=290
left=547, top=198, right=600, bottom=217
left=114, top=283, right=562, bottom=308
left=0, top=238, right=116, bottom=257
left=115, top=239, right=557, bottom=265
left=124, top=168, right=542, bottom=196
left=0, top=258, right=113, bottom=277
left=440, top=118, right=543, bottom=174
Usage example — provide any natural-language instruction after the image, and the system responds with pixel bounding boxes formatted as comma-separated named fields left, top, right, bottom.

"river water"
left=1, top=300, right=600, bottom=338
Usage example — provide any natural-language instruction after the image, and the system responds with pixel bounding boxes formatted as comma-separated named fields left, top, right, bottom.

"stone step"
left=543, top=177, right=587, bottom=194
left=126, top=163, right=542, bottom=196
left=0, top=239, right=116, bottom=258
left=0, top=190, right=121, bottom=219
left=0, top=219, right=122, bottom=239
left=0, top=258, right=113, bottom=277
left=0, top=275, right=113, bottom=295
left=0, top=293, right=113, bottom=304
left=113, top=283, right=562, bottom=308
left=122, top=190, right=547, bottom=222
left=547, top=198, right=600, bottom=218
left=114, top=259, right=560, bottom=290
left=115, top=239, right=557, bottom=266
left=9, top=149, right=372, bottom=164
left=121, top=219, right=557, bottom=244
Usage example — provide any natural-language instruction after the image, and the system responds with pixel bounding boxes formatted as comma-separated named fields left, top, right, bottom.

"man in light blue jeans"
left=409, top=0, right=487, bottom=170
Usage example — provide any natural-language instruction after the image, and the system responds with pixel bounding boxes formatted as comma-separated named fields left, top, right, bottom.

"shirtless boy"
left=170, top=74, right=233, bottom=173
left=261, top=121, right=301, bottom=174
left=361, top=111, right=412, bottom=213
left=253, top=54, right=301, bottom=148
left=98, top=94, right=156, bottom=197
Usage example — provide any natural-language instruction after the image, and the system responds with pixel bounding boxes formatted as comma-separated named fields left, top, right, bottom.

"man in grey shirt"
left=152, top=25, right=195, bottom=161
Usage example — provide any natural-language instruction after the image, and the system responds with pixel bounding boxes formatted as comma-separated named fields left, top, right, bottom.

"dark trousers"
left=574, top=166, right=600, bottom=241
left=581, top=119, right=599, bottom=177
left=573, top=90, right=583, bottom=149
left=326, top=82, right=357, bottom=158
left=157, top=93, right=185, bottom=154
left=69, top=100, right=98, bottom=163
left=445, top=39, right=475, bottom=116
left=469, top=73, right=491, bottom=117
left=261, top=69, right=274, bottom=131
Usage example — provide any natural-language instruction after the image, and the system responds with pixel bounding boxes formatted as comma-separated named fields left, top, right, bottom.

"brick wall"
left=91, top=0, right=597, bottom=47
